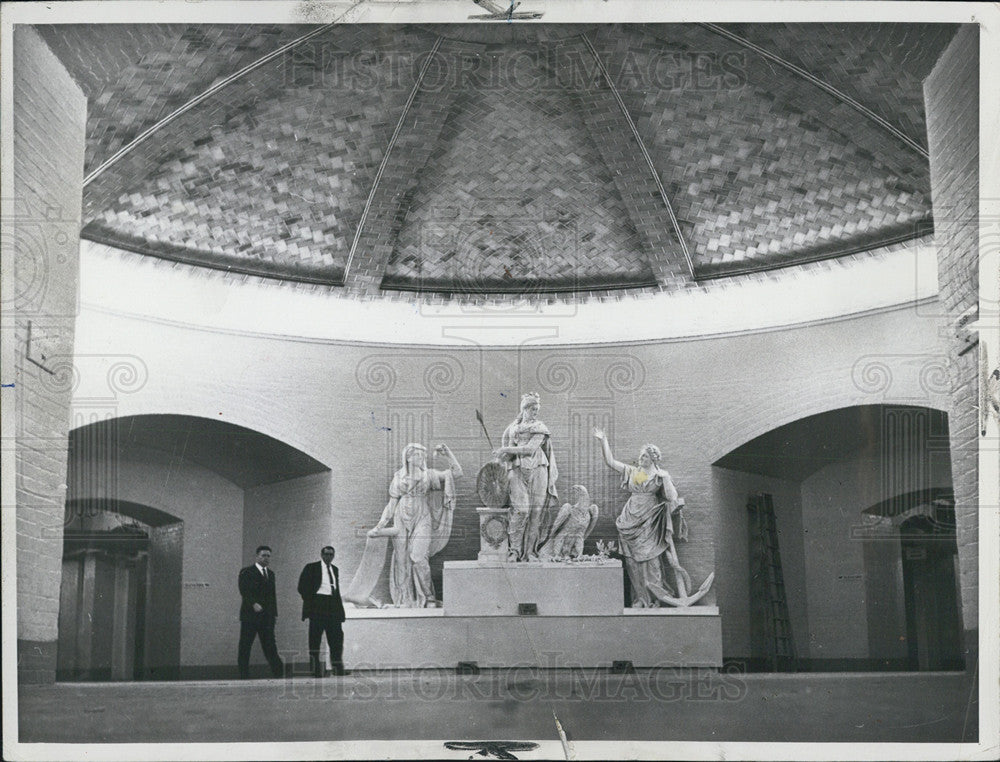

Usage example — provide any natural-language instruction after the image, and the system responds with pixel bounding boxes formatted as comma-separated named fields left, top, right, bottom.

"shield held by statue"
left=476, top=460, right=509, bottom=509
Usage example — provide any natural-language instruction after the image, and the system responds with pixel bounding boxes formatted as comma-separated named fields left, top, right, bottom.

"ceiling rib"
left=700, top=23, right=930, bottom=160
left=342, top=35, right=444, bottom=284
left=580, top=33, right=695, bottom=279
left=81, top=20, right=345, bottom=187
left=61, top=23, right=942, bottom=298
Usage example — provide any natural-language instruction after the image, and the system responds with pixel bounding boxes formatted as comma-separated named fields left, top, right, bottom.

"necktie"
left=326, top=563, right=336, bottom=588
left=262, top=568, right=267, bottom=581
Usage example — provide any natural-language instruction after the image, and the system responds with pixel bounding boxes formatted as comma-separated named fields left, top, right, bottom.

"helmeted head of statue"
left=518, top=392, right=541, bottom=422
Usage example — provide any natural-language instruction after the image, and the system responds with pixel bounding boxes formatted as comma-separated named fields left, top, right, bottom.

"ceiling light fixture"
left=469, top=0, right=543, bottom=21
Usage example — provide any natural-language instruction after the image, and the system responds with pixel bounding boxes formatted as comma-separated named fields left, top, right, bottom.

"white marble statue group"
left=347, top=393, right=713, bottom=609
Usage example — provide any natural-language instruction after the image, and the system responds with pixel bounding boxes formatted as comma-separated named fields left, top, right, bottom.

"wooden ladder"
left=748, top=492, right=796, bottom=671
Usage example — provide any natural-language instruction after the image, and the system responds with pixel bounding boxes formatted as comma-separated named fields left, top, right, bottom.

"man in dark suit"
left=238, top=545, right=285, bottom=679
left=297, top=545, right=346, bottom=677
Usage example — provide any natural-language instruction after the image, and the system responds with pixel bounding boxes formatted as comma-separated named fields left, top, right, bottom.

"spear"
left=475, top=409, right=495, bottom=450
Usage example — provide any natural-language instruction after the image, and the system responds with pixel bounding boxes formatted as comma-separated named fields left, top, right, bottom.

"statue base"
left=476, top=506, right=509, bottom=562
left=443, top=559, right=624, bottom=617
left=343, top=606, right=722, bottom=669
left=341, top=549, right=723, bottom=670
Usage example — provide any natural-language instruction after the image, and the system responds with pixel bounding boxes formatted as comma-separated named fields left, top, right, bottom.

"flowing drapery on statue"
left=594, top=428, right=713, bottom=607
left=615, top=463, right=691, bottom=604
left=538, top=485, right=600, bottom=560
left=348, top=443, right=462, bottom=608
left=342, top=531, right=394, bottom=607
left=384, top=463, right=456, bottom=607
left=495, top=393, right=558, bottom=561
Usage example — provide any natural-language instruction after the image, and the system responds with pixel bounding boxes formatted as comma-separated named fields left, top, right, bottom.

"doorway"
left=57, top=500, right=183, bottom=681
left=900, top=510, right=963, bottom=670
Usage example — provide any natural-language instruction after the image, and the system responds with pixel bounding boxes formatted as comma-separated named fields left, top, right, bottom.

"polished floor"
left=17, top=668, right=977, bottom=746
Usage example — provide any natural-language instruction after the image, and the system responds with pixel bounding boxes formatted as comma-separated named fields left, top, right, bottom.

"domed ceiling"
left=37, top=22, right=957, bottom=299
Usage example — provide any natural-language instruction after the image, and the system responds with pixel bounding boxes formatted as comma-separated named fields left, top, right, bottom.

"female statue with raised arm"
left=494, top=393, right=558, bottom=561
left=594, top=427, right=711, bottom=607
left=368, top=443, right=463, bottom=607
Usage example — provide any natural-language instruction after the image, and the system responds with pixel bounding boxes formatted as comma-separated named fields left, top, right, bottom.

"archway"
left=899, top=511, right=963, bottom=670
left=712, top=404, right=954, bottom=671
left=58, top=499, right=183, bottom=681
left=62, top=414, right=332, bottom=680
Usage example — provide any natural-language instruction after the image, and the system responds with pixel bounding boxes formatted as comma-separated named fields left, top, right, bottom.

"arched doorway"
left=62, top=414, right=332, bottom=680
left=899, top=510, right=963, bottom=670
left=57, top=499, right=183, bottom=681
left=712, top=404, right=956, bottom=671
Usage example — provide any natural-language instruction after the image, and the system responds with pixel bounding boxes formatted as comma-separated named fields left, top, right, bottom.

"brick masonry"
left=563, top=36, right=691, bottom=290
left=585, top=24, right=933, bottom=278
left=69, top=299, right=954, bottom=664
left=10, top=21, right=981, bottom=677
left=342, top=34, right=464, bottom=295
left=11, top=27, right=87, bottom=684
left=81, top=25, right=435, bottom=287
left=34, top=24, right=318, bottom=174
left=383, top=38, right=659, bottom=293
left=67, top=444, right=245, bottom=668
left=924, top=25, right=979, bottom=639
left=32, top=23, right=952, bottom=295
left=720, top=23, right=958, bottom=151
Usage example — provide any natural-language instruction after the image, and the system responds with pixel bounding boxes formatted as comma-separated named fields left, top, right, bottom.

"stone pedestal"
left=443, top=559, right=624, bottom=616
left=476, top=506, right=509, bottom=561
left=344, top=606, right=723, bottom=668
left=343, top=558, right=723, bottom=668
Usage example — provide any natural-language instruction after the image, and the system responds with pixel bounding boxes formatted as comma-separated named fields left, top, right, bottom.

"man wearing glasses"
left=297, top=545, right=347, bottom=677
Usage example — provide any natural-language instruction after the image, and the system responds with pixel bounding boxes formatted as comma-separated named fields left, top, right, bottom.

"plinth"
left=443, top=559, right=624, bottom=616
left=476, top=506, right=509, bottom=561
left=346, top=568, right=722, bottom=669
left=343, top=543, right=723, bottom=669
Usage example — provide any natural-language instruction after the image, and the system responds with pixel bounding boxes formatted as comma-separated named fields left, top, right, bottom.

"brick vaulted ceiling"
left=36, top=22, right=958, bottom=299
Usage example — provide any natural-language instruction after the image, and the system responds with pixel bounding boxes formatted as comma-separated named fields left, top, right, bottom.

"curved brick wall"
left=66, top=300, right=953, bottom=650
left=11, top=23, right=981, bottom=681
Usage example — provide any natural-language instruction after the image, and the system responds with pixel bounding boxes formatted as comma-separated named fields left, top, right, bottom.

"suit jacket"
left=239, top=565, right=278, bottom=622
left=297, top=561, right=346, bottom=622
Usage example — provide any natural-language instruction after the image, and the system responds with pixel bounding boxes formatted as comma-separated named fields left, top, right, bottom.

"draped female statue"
left=362, top=443, right=463, bottom=608
left=493, top=393, right=558, bottom=561
left=594, top=428, right=713, bottom=607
